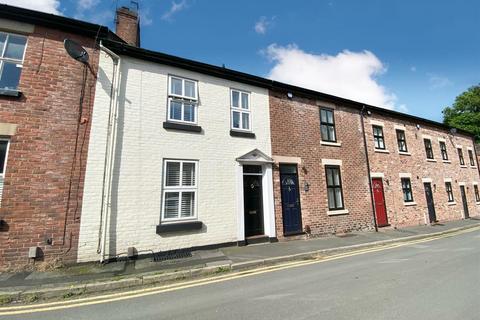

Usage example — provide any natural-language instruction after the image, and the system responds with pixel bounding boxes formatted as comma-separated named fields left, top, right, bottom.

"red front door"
left=372, top=178, right=389, bottom=227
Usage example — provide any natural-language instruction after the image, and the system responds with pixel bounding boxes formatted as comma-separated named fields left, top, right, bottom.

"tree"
left=443, top=84, right=480, bottom=142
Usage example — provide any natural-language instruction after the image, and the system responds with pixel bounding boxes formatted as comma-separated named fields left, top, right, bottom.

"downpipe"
left=360, top=106, right=378, bottom=232
left=97, top=42, right=121, bottom=263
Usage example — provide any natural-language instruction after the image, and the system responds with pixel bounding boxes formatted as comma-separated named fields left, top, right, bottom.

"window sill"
left=460, top=165, right=468, bottom=168
left=156, top=221, right=203, bottom=234
left=476, top=202, right=480, bottom=205
left=0, top=89, right=22, bottom=98
left=230, top=130, right=255, bottom=139
left=447, top=202, right=456, bottom=206
left=398, top=151, right=411, bottom=156
left=375, top=149, right=390, bottom=154
left=163, top=121, right=202, bottom=133
left=426, top=159, right=437, bottom=162
left=403, top=202, right=417, bottom=206
left=321, top=141, right=342, bottom=147
left=327, top=209, right=349, bottom=216
left=442, top=160, right=451, bottom=163
left=470, top=166, right=478, bottom=169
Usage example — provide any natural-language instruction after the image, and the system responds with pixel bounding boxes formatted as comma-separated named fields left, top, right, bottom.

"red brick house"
left=0, top=4, right=136, bottom=270
left=269, top=85, right=480, bottom=238
left=365, top=112, right=480, bottom=227
left=269, top=88, right=374, bottom=238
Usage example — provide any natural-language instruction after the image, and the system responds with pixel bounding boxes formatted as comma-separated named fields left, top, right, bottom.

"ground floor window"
left=401, top=178, right=414, bottom=202
left=445, top=182, right=454, bottom=202
left=0, top=139, right=9, bottom=206
left=325, top=165, right=344, bottom=210
left=474, top=185, right=480, bottom=202
left=162, top=160, right=198, bottom=221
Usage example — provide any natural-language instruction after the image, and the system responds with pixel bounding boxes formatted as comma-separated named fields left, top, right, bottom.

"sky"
left=3, top=0, right=480, bottom=121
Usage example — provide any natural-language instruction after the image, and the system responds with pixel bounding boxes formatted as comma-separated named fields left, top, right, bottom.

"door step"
left=245, top=235, right=270, bottom=245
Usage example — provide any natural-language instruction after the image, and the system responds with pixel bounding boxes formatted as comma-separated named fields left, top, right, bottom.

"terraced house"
left=366, top=112, right=480, bottom=227
left=77, top=40, right=276, bottom=263
left=0, top=4, right=123, bottom=270
left=0, top=4, right=478, bottom=269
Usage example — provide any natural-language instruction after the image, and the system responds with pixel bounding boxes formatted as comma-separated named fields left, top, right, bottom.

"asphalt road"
left=3, top=229, right=480, bottom=320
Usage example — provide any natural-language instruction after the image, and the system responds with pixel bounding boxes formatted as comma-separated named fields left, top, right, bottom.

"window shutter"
left=182, top=162, right=195, bottom=186
left=166, top=162, right=180, bottom=186
left=181, top=192, right=195, bottom=217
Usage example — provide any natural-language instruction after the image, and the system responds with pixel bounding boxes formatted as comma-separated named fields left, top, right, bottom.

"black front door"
left=460, top=186, right=469, bottom=219
left=243, top=168, right=264, bottom=237
left=280, top=164, right=302, bottom=235
left=424, top=182, right=437, bottom=223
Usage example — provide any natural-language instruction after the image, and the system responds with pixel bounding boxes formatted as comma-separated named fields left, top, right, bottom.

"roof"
left=101, top=39, right=474, bottom=138
left=0, top=4, right=124, bottom=42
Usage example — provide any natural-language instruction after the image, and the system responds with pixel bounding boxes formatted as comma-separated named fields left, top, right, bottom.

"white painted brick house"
left=77, top=42, right=275, bottom=262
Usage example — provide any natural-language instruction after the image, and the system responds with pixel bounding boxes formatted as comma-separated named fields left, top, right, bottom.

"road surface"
left=2, top=229, right=480, bottom=320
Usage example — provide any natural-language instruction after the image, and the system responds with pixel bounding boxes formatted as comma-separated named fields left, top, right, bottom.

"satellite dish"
left=64, top=39, right=89, bottom=64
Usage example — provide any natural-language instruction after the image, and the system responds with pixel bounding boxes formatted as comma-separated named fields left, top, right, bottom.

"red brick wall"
left=365, top=112, right=480, bottom=227
left=269, top=90, right=374, bottom=238
left=0, top=25, right=99, bottom=270
left=115, top=7, right=139, bottom=46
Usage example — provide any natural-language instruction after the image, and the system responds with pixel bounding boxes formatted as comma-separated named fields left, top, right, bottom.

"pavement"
left=2, top=220, right=479, bottom=319
left=0, top=218, right=479, bottom=305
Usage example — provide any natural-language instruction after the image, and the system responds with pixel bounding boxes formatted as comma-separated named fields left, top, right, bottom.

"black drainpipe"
left=360, top=105, right=378, bottom=232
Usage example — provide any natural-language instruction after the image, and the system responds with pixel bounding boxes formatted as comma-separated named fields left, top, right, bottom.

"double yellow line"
left=1, top=225, right=478, bottom=316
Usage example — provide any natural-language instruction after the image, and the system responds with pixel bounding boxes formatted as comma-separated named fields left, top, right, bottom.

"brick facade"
left=269, top=89, right=374, bottom=238
left=115, top=7, right=140, bottom=46
left=0, top=24, right=99, bottom=270
left=365, top=112, right=480, bottom=227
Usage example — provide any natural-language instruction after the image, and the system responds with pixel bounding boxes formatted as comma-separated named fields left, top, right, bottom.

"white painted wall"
left=77, top=51, right=272, bottom=262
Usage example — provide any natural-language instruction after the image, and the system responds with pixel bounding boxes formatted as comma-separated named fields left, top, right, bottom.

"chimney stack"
left=115, top=6, right=140, bottom=47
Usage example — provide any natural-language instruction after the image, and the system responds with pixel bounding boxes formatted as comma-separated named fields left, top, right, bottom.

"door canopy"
left=236, top=149, right=274, bottom=164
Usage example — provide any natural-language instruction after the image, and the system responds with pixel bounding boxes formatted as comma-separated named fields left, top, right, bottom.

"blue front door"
left=280, top=164, right=302, bottom=235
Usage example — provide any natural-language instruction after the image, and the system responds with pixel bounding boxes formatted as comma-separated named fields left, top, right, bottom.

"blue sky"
left=6, top=0, right=480, bottom=121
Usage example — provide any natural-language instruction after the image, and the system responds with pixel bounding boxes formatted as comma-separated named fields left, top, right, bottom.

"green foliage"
left=443, top=84, right=480, bottom=142
left=0, top=295, right=12, bottom=305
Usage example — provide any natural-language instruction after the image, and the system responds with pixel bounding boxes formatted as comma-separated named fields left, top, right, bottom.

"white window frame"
left=0, top=138, right=10, bottom=176
left=167, top=75, right=198, bottom=124
left=161, top=159, right=198, bottom=222
left=0, top=139, right=10, bottom=207
left=230, top=89, right=252, bottom=132
left=0, top=32, right=28, bottom=91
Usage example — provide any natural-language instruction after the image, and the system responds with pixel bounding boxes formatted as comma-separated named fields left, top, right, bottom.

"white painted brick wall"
left=77, top=52, right=272, bottom=262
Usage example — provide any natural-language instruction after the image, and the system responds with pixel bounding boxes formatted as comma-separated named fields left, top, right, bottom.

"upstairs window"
left=167, top=76, right=198, bottom=124
left=230, top=89, right=251, bottom=131
left=396, top=129, right=408, bottom=152
left=325, top=165, right=344, bottom=210
left=458, top=148, right=465, bottom=166
left=424, top=139, right=434, bottom=159
left=401, top=178, right=414, bottom=202
left=0, top=32, right=27, bottom=91
left=162, top=160, right=198, bottom=221
left=445, top=182, right=454, bottom=202
left=474, top=185, right=480, bottom=202
left=372, top=125, right=385, bottom=150
left=468, top=150, right=475, bottom=166
left=320, top=108, right=336, bottom=142
left=439, top=141, right=448, bottom=160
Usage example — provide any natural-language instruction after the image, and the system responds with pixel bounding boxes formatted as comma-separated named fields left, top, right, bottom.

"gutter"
left=97, top=42, right=121, bottom=263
